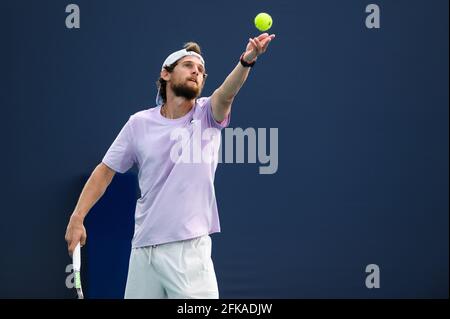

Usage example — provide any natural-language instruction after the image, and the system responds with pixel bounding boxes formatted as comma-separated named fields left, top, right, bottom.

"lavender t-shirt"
left=102, top=97, right=230, bottom=248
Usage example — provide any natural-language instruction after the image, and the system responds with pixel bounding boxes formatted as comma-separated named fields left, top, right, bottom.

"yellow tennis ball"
left=254, top=13, right=272, bottom=32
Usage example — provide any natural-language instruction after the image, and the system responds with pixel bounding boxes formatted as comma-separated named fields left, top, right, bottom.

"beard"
left=170, top=79, right=202, bottom=100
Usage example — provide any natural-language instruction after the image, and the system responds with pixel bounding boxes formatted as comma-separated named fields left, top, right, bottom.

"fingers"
left=67, top=231, right=86, bottom=256
left=80, top=233, right=87, bottom=247
left=65, top=230, right=74, bottom=255
left=261, top=35, right=274, bottom=51
left=68, top=238, right=86, bottom=256
left=256, top=33, right=269, bottom=40
left=65, top=216, right=86, bottom=256
left=249, top=38, right=263, bottom=55
left=249, top=34, right=275, bottom=55
left=256, top=33, right=275, bottom=41
left=68, top=239, right=79, bottom=256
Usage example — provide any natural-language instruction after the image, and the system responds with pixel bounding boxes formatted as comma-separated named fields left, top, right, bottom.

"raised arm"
left=211, top=33, right=275, bottom=122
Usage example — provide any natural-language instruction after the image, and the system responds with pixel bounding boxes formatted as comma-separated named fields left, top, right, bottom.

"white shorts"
left=124, top=235, right=219, bottom=299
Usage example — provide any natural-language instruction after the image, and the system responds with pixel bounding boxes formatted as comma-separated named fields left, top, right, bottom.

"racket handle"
left=73, top=242, right=81, bottom=272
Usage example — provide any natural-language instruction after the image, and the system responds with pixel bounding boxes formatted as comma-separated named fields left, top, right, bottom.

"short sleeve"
left=198, top=97, right=231, bottom=130
left=102, top=117, right=136, bottom=173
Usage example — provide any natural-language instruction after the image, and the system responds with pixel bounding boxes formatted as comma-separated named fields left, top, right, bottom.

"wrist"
left=240, top=53, right=256, bottom=67
left=70, top=212, right=85, bottom=223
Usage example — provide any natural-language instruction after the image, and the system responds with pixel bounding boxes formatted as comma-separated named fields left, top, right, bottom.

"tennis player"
left=65, top=33, right=275, bottom=298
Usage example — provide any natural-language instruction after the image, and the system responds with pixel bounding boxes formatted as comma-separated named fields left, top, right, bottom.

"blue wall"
left=1, top=0, right=448, bottom=298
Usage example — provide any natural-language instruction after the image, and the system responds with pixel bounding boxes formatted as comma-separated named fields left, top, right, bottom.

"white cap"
left=156, top=49, right=205, bottom=106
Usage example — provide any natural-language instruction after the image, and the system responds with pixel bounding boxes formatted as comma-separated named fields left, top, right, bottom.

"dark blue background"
left=1, top=0, right=448, bottom=298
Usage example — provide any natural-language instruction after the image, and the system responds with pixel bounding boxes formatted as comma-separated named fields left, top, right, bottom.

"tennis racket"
left=72, top=242, right=84, bottom=299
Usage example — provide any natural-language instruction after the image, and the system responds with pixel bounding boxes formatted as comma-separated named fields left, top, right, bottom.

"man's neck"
left=162, top=95, right=195, bottom=119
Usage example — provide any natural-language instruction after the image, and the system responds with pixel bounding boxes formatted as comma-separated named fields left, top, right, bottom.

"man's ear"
left=161, top=69, right=170, bottom=81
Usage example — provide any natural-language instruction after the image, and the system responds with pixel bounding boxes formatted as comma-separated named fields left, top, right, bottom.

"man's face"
left=164, top=56, right=206, bottom=100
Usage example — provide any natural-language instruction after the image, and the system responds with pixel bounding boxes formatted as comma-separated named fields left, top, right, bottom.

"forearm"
left=71, top=163, right=114, bottom=221
left=211, top=33, right=275, bottom=122
left=215, top=62, right=251, bottom=102
left=217, top=32, right=275, bottom=100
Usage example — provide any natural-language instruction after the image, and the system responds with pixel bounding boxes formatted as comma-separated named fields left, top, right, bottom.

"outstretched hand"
left=242, top=33, right=276, bottom=63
